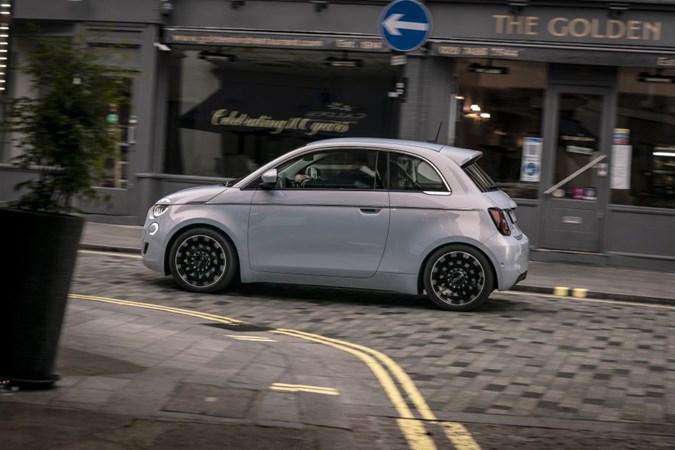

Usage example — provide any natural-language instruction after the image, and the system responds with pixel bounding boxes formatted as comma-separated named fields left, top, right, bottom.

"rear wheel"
left=169, top=227, right=238, bottom=293
left=423, top=244, right=494, bottom=311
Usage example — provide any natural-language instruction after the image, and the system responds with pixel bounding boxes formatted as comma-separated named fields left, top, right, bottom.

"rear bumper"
left=486, top=232, right=530, bottom=291
left=516, top=270, right=528, bottom=284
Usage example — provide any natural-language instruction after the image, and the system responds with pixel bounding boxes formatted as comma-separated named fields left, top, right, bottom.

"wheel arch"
left=163, top=222, right=241, bottom=280
left=416, top=241, right=498, bottom=295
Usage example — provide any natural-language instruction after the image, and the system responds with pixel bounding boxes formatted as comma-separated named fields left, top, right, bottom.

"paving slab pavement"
left=1, top=299, right=410, bottom=450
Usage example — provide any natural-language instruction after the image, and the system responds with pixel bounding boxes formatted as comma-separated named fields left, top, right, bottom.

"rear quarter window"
left=463, top=161, right=499, bottom=192
left=390, top=152, right=448, bottom=192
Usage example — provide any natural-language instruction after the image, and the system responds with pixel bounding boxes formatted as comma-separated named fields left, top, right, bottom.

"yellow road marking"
left=79, top=249, right=142, bottom=259
left=572, top=288, right=588, bottom=298
left=438, top=423, right=482, bottom=450
left=70, top=294, right=481, bottom=450
left=270, top=383, right=339, bottom=396
left=68, top=294, right=246, bottom=326
left=273, top=329, right=436, bottom=449
left=503, top=289, right=675, bottom=310
left=276, top=328, right=480, bottom=450
left=553, top=286, right=569, bottom=296
left=226, top=335, right=276, bottom=342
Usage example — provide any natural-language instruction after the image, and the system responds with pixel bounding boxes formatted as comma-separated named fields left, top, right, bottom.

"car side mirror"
left=260, top=168, right=278, bottom=189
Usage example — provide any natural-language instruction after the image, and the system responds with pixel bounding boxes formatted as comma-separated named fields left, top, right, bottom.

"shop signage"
left=379, top=0, right=432, bottom=52
left=165, top=28, right=387, bottom=52
left=492, top=15, right=661, bottom=42
left=210, top=104, right=361, bottom=136
left=179, top=82, right=396, bottom=138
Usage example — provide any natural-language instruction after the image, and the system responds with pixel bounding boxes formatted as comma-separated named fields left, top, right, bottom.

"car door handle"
left=360, top=208, right=381, bottom=214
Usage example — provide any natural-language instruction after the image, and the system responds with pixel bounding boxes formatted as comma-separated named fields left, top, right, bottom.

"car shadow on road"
left=148, top=277, right=531, bottom=313
left=227, top=282, right=435, bottom=310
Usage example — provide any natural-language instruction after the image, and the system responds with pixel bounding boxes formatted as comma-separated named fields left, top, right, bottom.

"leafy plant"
left=4, top=33, right=129, bottom=213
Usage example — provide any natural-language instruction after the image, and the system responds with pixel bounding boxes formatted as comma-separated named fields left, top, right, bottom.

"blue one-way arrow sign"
left=379, top=0, right=432, bottom=52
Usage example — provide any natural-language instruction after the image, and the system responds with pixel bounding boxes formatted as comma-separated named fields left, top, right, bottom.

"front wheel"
left=169, top=227, right=238, bottom=293
left=423, top=244, right=494, bottom=311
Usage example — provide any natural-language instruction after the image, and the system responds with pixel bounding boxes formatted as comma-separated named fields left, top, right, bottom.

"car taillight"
left=488, top=208, right=511, bottom=236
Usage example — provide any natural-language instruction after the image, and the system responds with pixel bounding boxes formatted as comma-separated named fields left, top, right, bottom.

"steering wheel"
left=276, top=175, right=291, bottom=189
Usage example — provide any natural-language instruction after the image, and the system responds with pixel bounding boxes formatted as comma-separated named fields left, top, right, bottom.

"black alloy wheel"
left=169, top=227, right=238, bottom=293
left=423, top=244, right=494, bottom=311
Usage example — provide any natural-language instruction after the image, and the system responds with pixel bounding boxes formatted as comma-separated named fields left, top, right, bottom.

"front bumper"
left=141, top=209, right=170, bottom=274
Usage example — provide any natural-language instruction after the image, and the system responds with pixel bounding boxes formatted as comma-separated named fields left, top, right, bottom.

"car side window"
left=389, top=152, right=447, bottom=192
left=276, top=149, right=384, bottom=190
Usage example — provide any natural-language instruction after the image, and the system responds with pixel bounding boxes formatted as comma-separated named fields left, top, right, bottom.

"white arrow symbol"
left=383, top=13, right=429, bottom=36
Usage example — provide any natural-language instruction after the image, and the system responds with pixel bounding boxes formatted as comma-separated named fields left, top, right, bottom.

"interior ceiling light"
left=310, top=0, right=328, bottom=12
left=324, top=56, right=362, bottom=67
left=198, top=51, right=236, bottom=63
left=638, top=70, right=675, bottom=83
left=230, top=0, right=245, bottom=9
left=468, top=62, right=509, bottom=75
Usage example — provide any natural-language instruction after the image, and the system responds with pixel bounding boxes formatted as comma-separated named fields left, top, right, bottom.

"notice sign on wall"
left=520, top=137, right=543, bottom=182
left=611, top=128, right=632, bottom=189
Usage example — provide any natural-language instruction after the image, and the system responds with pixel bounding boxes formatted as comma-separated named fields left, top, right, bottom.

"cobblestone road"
left=71, top=252, right=675, bottom=448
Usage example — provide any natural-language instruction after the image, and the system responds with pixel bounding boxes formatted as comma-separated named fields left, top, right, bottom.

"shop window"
left=612, top=68, right=675, bottom=209
left=100, top=78, right=133, bottom=189
left=452, top=59, right=546, bottom=199
left=165, top=48, right=400, bottom=180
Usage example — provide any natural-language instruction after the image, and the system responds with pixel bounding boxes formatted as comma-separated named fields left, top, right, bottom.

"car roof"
left=304, top=137, right=482, bottom=167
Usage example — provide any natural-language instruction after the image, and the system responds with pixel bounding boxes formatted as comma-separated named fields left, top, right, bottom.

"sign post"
left=379, top=0, right=432, bottom=52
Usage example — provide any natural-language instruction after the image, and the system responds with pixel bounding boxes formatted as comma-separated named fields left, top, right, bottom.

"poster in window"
left=520, top=137, right=542, bottom=182
left=611, top=128, right=631, bottom=189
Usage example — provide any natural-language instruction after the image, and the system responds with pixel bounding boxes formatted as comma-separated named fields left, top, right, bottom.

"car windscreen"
left=462, top=161, right=499, bottom=192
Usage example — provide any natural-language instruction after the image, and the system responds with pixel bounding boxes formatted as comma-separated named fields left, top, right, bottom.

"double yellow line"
left=69, top=293, right=481, bottom=450
left=275, top=328, right=480, bottom=450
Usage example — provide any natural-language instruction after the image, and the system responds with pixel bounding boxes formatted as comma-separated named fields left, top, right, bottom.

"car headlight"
left=152, top=198, right=171, bottom=217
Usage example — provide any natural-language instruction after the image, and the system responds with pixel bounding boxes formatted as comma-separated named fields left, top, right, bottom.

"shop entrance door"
left=540, top=86, right=612, bottom=252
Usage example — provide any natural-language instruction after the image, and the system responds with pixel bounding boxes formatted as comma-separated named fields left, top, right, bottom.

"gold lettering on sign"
left=644, top=22, right=662, bottom=40
left=606, top=20, right=626, bottom=39
left=490, top=48, right=520, bottom=57
left=548, top=17, right=566, bottom=37
left=438, top=46, right=461, bottom=55
left=493, top=15, right=538, bottom=35
left=360, top=41, right=383, bottom=49
left=336, top=39, right=357, bottom=49
left=494, top=14, right=661, bottom=41
left=657, top=57, right=675, bottom=67
left=211, top=109, right=351, bottom=136
left=463, top=47, right=489, bottom=56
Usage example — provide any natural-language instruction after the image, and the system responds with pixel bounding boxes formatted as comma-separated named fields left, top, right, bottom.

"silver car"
left=142, top=138, right=529, bottom=311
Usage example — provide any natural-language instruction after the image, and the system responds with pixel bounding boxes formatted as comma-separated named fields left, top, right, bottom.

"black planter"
left=0, top=208, right=84, bottom=390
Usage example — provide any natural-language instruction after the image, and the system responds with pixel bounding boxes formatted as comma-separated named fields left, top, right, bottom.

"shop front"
left=427, top=3, right=675, bottom=270
left=162, top=40, right=401, bottom=180
left=1, top=0, right=674, bottom=269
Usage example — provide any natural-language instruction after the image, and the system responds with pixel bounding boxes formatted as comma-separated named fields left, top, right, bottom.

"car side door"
left=248, top=148, right=390, bottom=278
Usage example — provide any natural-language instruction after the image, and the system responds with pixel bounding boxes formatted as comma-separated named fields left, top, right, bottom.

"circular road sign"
left=379, top=0, right=432, bottom=52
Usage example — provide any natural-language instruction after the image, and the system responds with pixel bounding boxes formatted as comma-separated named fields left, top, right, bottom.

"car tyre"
left=423, top=244, right=494, bottom=311
left=169, top=227, right=238, bottom=293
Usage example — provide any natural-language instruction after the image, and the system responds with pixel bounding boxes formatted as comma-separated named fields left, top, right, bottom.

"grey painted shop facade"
left=1, top=0, right=674, bottom=270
